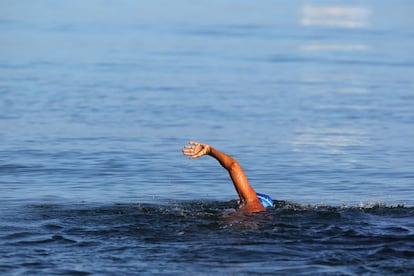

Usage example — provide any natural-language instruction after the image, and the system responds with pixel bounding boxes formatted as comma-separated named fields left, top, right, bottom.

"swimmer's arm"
left=183, top=141, right=265, bottom=212
left=182, top=141, right=235, bottom=168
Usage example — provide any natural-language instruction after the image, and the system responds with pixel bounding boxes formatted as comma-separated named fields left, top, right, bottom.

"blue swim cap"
left=256, top=193, right=274, bottom=208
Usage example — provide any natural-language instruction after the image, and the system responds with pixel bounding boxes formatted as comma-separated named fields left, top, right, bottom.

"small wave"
left=25, top=200, right=414, bottom=222
left=6, top=235, right=77, bottom=246
left=0, top=164, right=32, bottom=172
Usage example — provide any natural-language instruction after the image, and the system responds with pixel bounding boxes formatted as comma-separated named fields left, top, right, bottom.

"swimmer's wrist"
left=207, top=145, right=212, bottom=155
left=207, top=146, right=217, bottom=157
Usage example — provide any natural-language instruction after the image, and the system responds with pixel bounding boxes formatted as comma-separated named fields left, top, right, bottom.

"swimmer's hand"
left=182, top=141, right=211, bottom=159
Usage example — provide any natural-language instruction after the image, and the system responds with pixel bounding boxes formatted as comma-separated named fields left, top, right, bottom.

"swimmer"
left=182, top=141, right=274, bottom=213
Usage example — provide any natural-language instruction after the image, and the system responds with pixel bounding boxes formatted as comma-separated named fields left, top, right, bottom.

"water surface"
left=1, top=0, right=413, bottom=274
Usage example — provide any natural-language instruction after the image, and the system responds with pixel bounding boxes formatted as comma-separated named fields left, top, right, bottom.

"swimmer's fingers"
left=182, top=146, right=196, bottom=157
left=182, top=141, right=209, bottom=159
left=182, top=145, right=202, bottom=158
left=188, top=141, right=202, bottom=148
left=182, top=143, right=198, bottom=158
left=190, top=149, right=206, bottom=159
left=192, top=143, right=210, bottom=158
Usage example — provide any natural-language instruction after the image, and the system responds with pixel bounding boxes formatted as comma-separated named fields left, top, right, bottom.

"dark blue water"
left=2, top=201, right=414, bottom=274
left=1, top=1, right=414, bottom=274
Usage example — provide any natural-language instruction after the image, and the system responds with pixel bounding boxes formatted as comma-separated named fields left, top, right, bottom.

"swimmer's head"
left=256, top=193, right=274, bottom=208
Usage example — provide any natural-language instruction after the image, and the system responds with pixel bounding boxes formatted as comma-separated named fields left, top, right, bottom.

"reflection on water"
left=291, top=127, right=368, bottom=154
left=300, top=4, right=370, bottom=52
left=297, top=4, right=373, bottom=153
left=301, top=43, right=368, bottom=52
left=300, top=71, right=369, bottom=94
left=301, top=5, right=370, bottom=28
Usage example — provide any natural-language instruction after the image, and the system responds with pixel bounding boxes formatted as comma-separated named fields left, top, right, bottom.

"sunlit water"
left=1, top=0, right=413, bottom=274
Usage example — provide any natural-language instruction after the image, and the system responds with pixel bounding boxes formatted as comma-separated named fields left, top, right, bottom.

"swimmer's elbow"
left=228, top=160, right=242, bottom=173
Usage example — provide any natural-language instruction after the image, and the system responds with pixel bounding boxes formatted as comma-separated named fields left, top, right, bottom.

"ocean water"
left=1, top=0, right=414, bottom=274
